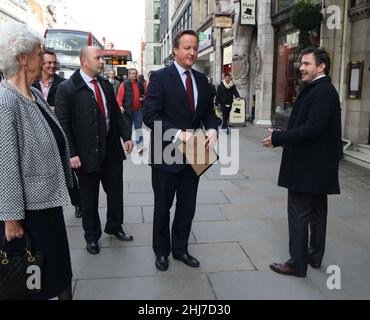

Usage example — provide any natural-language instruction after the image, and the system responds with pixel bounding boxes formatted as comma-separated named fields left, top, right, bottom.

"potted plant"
left=291, top=0, right=323, bottom=50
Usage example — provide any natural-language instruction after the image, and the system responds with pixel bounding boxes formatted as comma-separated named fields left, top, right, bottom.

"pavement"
left=64, top=124, right=370, bottom=300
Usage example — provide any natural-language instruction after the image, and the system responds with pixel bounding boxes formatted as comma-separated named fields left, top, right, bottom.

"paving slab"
left=66, top=226, right=111, bottom=249
left=74, top=274, right=215, bottom=300
left=208, top=271, right=324, bottom=300
left=196, top=191, right=230, bottom=204
left=192, top=220, right=266, bottom=243
left=124, top=192, right=154, bottom=206
left=128, top=181, right=153, bottom=193
left=71, top=246, right=156, bottom=280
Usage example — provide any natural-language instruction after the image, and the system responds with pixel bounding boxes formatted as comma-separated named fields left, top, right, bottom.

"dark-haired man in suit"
left=144, top=30, right=218, bottom=271
left=262, top=47, right=343, bottom=277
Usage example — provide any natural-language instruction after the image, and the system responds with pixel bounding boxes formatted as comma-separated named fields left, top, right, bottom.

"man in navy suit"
left=143, top=30, right=218, bottom=271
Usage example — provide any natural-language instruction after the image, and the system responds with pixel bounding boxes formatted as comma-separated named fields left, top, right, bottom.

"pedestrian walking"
left=215, top=73, right=240, bottom=134
left=107, top=69, right=120, bottom=96
left=117, top=68, right=145, bottom=152
left=55, top=46, right=133, bottom=255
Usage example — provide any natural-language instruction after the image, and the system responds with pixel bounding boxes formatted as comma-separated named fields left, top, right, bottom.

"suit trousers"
left=288, top=190, right=328, bottom=272
left=151, top=165, right=199, bottom=257
left=77, top=136, right=124, bottom=243
left=221, top=104, right=232, bottom=129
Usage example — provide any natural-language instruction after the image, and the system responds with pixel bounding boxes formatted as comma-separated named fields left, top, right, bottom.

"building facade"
left=150, top=0, right=369, bottom=158
left=0, top=0, right=37, bottom=26
left=143, top=0, right=163, bottom=79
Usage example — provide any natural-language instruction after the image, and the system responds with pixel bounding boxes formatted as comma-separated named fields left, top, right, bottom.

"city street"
left=64, top=124, right=370, bottom=300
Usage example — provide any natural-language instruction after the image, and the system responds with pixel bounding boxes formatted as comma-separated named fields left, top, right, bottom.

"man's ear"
left=319, top=63, right=326, bottom=74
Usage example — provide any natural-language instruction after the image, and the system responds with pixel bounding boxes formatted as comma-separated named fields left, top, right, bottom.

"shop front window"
left=273, top=31, right=300, bottom=129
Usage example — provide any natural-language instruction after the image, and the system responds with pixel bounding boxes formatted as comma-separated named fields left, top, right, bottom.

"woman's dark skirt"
left=0, top=207, right=72, bottom=300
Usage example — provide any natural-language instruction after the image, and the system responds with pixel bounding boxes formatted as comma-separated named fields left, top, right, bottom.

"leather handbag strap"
left=0, top=232, right=33, bottom=254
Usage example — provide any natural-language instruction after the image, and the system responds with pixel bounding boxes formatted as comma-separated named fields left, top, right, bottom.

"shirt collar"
left=312, top=74, right=326, bottom=82
left=40, top=77, right=53, bottom=87
left=80, top=69, right=96, bottom=85
left=174, top=60, right=192, bottom=76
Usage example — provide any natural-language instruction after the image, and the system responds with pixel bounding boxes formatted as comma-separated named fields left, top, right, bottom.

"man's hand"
left=205, top=129, right=218, bottom=150
left=5, top=220, right=24, bottom=241
left=124, top=140, right=133, bottom=153
left=70, top=156, right=81, bottom=169
left=179, top=131, right=194, bottom=145
left=262, top=128, right=274, bottom=148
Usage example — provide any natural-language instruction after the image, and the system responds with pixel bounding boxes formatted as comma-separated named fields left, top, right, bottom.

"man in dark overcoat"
left=55, top=46, right=133, bottom=255
left=262, top=47, right=343, bottom=277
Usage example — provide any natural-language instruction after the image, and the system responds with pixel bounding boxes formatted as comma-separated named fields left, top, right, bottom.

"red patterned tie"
left=185, top=70, right=195, bottom=112
left=90, top=79, right=106, bottom=118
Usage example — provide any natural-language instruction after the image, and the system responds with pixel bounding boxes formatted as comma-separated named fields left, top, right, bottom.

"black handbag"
left=0, top=233, right=43, bottom=300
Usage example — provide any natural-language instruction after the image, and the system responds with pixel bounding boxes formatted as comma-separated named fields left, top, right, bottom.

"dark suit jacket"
left=143, top=63, right=218, bottom=173
left=109, top=79, right=120, bottom=97
left=55, top=70, right=131, bottom=173
left=272, top=76, right=343, bottom=195
left=32, top=74, right=65, bottom=106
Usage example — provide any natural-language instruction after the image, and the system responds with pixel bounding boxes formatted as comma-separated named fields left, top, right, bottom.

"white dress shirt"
left=80, top=69, right=110, bottom=130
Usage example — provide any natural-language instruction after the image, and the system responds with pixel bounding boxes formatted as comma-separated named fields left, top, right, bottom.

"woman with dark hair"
left=0, top=22, right=73, bottom=300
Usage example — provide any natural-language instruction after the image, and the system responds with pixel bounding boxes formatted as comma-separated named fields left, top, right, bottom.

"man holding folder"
left=143, top=30, right=218, bottom=271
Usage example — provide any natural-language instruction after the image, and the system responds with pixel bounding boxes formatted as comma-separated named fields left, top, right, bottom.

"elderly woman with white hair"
left=0, top=23, right=73, bottom=300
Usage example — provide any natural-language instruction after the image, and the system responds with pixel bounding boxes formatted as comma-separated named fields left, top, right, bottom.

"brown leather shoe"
left=270, top=262, right=306, bottom=278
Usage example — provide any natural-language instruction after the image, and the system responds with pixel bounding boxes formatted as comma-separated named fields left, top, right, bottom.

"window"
left=273, top=31, right=301, bottom=129
left=271, top=0, right=294, bottom=15
left=154, top=46, right=161, bottom=65
left=154, top=24, right=160, bottom=42
left=188, top=5, right=192, bottom=28
left=154, top=1, right=160, bottom=19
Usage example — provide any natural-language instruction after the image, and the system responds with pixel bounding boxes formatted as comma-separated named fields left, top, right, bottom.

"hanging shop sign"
left=214, top=14, right=233, bottom=28
left=198, top=26, right=212, bottom=52
left=240, top=0, right=256, bottom=25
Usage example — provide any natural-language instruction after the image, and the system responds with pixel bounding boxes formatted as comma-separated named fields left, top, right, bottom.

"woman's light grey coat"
left=0, top=80, right=73, bottom=221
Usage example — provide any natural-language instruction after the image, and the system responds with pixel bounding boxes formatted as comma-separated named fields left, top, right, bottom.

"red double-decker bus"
left=43, top=28, right=104, bottom=78
left=102, top=49, right=132, bottom=78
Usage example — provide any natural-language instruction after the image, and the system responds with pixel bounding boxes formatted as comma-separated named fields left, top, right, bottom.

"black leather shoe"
left=155, top=256, right=169, bottom=271
left=105, top=229, right=133, bottom=241
left=269, top=261, right=306, bottom=278
left=86, top=241, right=100, bottom=254
left=74, top=205, right=82, bottom=218
left=173, top=253, right=200, bottom=268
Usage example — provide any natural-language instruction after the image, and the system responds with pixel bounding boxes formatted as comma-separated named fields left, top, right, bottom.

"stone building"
left=143, top=0, right=163, bottom=79
left=151, top=0, right=369, bottom=166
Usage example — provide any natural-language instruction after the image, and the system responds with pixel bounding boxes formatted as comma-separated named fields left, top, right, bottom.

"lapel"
left=48, top=78, right=58, bottom=97
left=168, top=64, right=188, bottom=109
left=192, top=69, right=201, bottom=114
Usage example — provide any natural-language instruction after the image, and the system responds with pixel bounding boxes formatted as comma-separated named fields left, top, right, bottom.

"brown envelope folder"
left=178, top=129, right=218, bottom=176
